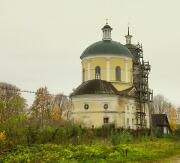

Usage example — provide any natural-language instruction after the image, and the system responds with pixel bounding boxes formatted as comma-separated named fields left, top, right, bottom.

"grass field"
left=0, top=138, right=180, bottom=162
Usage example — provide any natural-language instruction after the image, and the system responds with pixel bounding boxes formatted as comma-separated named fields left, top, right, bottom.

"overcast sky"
left=0, top=0, right=180, bottom=106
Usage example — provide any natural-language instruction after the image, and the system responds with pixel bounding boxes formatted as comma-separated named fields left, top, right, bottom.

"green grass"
left=0, top=138, right=180, bottom=163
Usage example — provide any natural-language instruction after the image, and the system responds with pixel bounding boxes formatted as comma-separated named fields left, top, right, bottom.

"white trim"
left=84, top=55, right=132, bottom=61
left=88, top=62, right=91, bottom=80
left=106, top=59, right=110, bottom=81
left=125, top=59, right=128, bottom=82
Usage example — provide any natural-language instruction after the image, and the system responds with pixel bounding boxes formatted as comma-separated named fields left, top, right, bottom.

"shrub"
left=40, top=125, right=57, bottom=143
left=111, top=131, right=133, bottom=145
left=0, top=114, right=28, bottom=146
left=154, top=127, right=163, bottom=138
left=174, top=128, right=180, bottom=138
left=0, top=131, right=6, bottom=142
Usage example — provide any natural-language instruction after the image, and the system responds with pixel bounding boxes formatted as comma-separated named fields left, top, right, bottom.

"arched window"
left=115, top=66, right=121, bottom=81
left=95, top=66, right=101, bottom=79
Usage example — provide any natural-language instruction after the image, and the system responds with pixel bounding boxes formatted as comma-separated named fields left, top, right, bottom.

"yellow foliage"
left=169, top=107, right=177, bottom=118
left=0, top=131, right=6, bottom=141
left=169, top=120, right=177, bottom=131
left=51, top=107, right=61, bottom=122
left=168, top=107, right=177, bottom=131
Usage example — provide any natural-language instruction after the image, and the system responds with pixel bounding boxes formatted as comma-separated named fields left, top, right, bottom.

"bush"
left=111, top=131, right=133, bottom=145
left=0, top=114, right=28, bottom=145
left=154, top=127, right=163, bottom=138
left=174, top=128, right=180, bottom=138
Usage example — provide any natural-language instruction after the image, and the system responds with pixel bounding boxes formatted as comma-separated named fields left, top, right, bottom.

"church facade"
left=70, top=23, right=152, bottom=129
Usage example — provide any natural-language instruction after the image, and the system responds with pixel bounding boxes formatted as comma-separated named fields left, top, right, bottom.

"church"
left=70, top=22, right=153, bottom=129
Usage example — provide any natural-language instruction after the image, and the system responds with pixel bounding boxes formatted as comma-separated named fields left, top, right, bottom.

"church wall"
left=145, top=103, right=150, bottom=128
left=116, top=97, right=137, bottom=129
left=72, top=113, right=117, bottom=128
left=71, top=94, right=125, bottom=128
left=116, top=97, right=150, bottom=129
left=70, top=94, right=151, bottom=129
left=71, top=94, right=150, bottom=129
left=82, top=59, right=88, bottom=81
left=82, top=55, right=133, bottom=91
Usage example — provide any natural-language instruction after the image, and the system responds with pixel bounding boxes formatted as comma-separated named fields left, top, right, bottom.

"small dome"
left=80, top=40, right=133, bottom=59
left=71, top=79, right=119, bottom=96
left=102, top=24, right=112, bottom=29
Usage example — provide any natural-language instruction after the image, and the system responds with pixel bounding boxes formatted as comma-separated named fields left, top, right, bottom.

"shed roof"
left=152, top=114, right=170, bottom=128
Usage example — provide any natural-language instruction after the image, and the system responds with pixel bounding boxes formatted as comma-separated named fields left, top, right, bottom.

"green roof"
left=80, top=40, right=133, bottom=59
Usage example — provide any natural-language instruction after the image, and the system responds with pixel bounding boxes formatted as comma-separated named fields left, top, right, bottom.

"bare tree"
left=61, top=97, right=72, bottom=121
left=153, top=94, right=172, bottom=114
left=51, top=94, right=73, bottom=122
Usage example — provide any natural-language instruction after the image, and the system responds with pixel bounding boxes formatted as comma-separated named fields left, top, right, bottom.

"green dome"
left=80, top=40, right=133, bottom=59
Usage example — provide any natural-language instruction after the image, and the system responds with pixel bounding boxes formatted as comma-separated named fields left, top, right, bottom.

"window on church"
left=104, top=104, right=108, bottom=109
left=95, top=66, right=101, bottom=79
left=127, top=106, right=129, bottom=111
left=127, top=118, right=129, bottom=127
left=132, top=119, right=135, bottom=129
left=84, top=104, right=89, bottom=110
left=115, top=66, right=121, bottom=81
left=104, top=117, right=109, bottom=124
left=144, top=119, right=147, bottom=127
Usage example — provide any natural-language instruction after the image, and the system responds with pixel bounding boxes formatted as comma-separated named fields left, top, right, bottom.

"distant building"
left=70, top=23, right=153, bottom=129
left=152, top=114, right=171, bottom=134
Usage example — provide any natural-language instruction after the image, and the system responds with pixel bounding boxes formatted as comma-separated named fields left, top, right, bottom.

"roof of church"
left=118, top=86, right=136, bottom=97
left=70, top=79, right=119, bottom=96
left=80, top=40, right=133, bottom=59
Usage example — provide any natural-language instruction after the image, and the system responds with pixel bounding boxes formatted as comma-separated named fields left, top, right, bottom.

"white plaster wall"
left=71, top=94, right=150, bottom=129
left=71, top=94, right=123, bottom=127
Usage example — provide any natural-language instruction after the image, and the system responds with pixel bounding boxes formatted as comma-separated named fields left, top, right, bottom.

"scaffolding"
left=129, top=43, right=153, bottom=129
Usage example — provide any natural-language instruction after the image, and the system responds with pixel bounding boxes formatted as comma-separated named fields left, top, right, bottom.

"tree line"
left=0, top=82, right=179, bottom=152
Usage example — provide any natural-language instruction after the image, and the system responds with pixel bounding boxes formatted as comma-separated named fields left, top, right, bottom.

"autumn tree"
left=50, top=94, right=63, bottom=122
left=30, top=87, right=52, bottom=128
left=177, top=107, right=180, bottom=127
left=168, top=107, right=177, bottom=131
left=0, top=82, right=26, bottom=123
